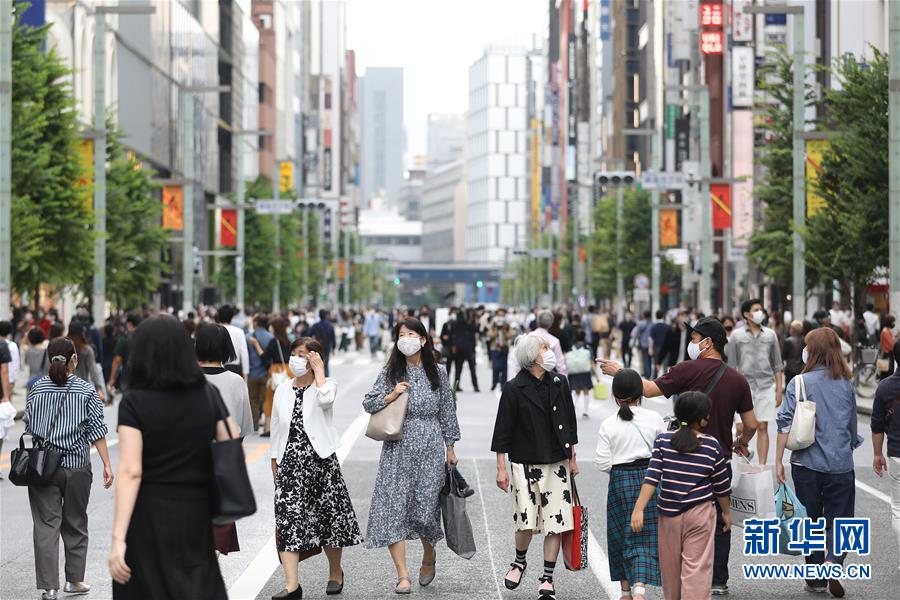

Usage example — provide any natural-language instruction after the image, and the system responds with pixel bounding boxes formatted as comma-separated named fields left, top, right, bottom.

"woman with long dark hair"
left=262, top=317, right=293, bottom=437
left=25, top=337, right=113, bottom=599
left=363, top=318, right=460, bottom=594
left=595, top=369, right=664, bottom=600
left=776, top=327, right=862, bottom=597
left=68, top=320, right=105, bottom=402
left=108, top=316, right=238, bottom=599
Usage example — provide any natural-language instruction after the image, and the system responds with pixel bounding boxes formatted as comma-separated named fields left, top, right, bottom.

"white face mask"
left=288, top=356, right=308, bottom=377
left=540, top=349, right=557, bottom=372
left=802, top=348, right=809, bottom=364
left=687, top=338, right=707, bottom=361
left=751, top=310, right=765, bottom=325
left=397, top=337, right=423, bottom=357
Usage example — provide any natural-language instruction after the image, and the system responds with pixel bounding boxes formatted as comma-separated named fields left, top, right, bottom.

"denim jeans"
left=888, top=457, right=900, bottom=569
left=790, top=465, right=856, bottom=588
left=490, top=349, right=508, bottom=388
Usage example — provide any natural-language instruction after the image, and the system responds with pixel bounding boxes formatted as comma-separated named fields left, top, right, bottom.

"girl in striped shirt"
left=630, top=391, right=731, bottom=600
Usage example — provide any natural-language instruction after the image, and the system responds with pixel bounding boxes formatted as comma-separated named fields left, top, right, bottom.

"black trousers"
left=712, top=463, right=733, bottom=586
left=453, top=350, right=478, bottom=390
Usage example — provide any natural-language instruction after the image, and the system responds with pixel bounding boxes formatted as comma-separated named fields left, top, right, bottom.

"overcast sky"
left=346, top=0, right=546, bottom=166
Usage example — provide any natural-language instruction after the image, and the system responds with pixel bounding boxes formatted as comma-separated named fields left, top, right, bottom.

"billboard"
left=660, top=209, right=680, bottom=247
left=731, top=110, right=754, bottom=246
left=220, top=209, right=237, bottom=247
left=806, top=139, right=829, bottom=216
left=711, top=183, right=732, bottom=231
left=162, top=185, right=183, bottom=230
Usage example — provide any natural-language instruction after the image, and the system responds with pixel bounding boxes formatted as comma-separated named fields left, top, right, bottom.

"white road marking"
left=587, top=527, right=622, bottom=600
left=228, top=407, right=370, bottom=600
left=472, top=459, right=504, bottom=600
left=856, top=479, right=892, bottom=504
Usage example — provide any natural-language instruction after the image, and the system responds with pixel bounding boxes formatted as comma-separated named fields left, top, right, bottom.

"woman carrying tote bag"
left=775, top=327, right=863, bottom=598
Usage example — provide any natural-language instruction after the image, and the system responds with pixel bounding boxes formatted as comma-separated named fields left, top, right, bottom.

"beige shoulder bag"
left=365, top=392, right=408, bottom=441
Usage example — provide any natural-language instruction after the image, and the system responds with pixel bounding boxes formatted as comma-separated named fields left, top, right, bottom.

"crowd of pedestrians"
left=6, top=295, right=900, bottom=599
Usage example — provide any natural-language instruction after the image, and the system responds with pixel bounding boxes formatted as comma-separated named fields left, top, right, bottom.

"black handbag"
left=9, top=382, right=71, bottom=486
left=206, top=385, right=257, bottom=525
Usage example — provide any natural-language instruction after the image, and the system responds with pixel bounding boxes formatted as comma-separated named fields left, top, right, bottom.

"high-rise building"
left=359, top=67, right=404, bottom=208
left=466, top=44, right=531, bottom=263
left=421, top=160, right=466, bottom=263
left=426, top=113, right=465, bottom=172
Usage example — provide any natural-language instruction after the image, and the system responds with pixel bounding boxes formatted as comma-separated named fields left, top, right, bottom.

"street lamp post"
left=233, top=129, right=271, bottom=314
left=747, top=4, right=805, bottom=319
left=90, top=4, right=155, bottom=326
left=180, top=84, right=230, bottom=315
left=622, top=128, right=661, bottom=314
left=890, top=0, right=900, bottom=313
left=0, top=0, right=11, bottom=320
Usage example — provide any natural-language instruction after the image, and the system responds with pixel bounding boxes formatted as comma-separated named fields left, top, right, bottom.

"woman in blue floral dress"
left=363, top=318, right=461, bottom=594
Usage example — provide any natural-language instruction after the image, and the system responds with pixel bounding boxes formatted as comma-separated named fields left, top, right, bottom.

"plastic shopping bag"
left=775, top=482, right=807, bottom=556
left=731, top=458, right=776, bottom=527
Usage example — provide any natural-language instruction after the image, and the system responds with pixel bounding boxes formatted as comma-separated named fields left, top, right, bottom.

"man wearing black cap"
left=598, top=316, right=758, bottom=596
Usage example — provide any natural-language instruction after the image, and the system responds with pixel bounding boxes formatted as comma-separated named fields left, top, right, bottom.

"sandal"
left=419, top=557, right=436, bottom=587
left=538, top=576, right=556, bottom=599
left=504, top=561, right=527, bottom=590
left=394, top=576, right=412, bottom=595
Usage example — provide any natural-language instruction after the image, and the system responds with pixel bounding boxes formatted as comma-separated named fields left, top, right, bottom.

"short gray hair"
left=537, top=310, right=555, bottom=330
left=514, top=333, right=545, bottom=369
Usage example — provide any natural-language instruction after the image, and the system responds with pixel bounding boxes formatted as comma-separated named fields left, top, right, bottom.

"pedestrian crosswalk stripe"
left=856, top=479, right=892, bottom=504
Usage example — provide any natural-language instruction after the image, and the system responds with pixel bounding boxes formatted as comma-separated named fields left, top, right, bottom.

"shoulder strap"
left=795, top=374, right=808, bottom=403
left=630, top=421, right=654, bottom=454
left=43, top=379, right=73, bottom=443
left=703, top=361, right=728, bottom=396
left=205, top=383, right=234, bottom=440
left=276, top=339, right=285, bottom=364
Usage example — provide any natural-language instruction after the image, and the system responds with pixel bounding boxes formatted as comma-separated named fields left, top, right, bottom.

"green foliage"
left=749, top=49, right=820, bottom=294
left=11, top=2, right=93, bottom=300
left=589, top=188, right=675, bottom=303
left=806, top=49, right=888, bottom=308
left=97, top=123, right=168, bottom=309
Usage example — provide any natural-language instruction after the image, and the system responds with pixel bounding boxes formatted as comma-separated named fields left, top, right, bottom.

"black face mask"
left=725, top=326, right=734, bottom=332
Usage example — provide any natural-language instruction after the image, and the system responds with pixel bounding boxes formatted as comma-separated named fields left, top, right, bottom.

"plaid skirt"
left=607, top=465, right=661, bottom=586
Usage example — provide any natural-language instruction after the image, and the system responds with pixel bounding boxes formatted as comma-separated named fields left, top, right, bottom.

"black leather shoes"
left=326, top=571, right=344, bottom=595
left=272, top=586, right=302, bottom=599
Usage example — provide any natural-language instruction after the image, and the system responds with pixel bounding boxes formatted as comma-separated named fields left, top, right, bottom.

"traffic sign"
left=641, top=170, right=686, bottom=190
left=633, top=273, right=650, bottom=289
left=633, top=288, right=651, bottom=302
left=255, top=200, right=294, bottom=215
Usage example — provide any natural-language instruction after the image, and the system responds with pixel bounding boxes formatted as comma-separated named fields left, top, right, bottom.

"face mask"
left=724, top=325, right=734, bottom=333
left=751, top=310, right=765, bottom=325
left=687, top=339, right=706, bottom=361
left=397, top=337, right=423, bottom=357
left=288, top=356, right=308, bottom=377
left=802, top=348, right=809, bottom=364
left=540, top=349, right=557, bottom=372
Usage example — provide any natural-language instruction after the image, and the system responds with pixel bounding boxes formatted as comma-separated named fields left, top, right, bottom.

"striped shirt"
left=23, top=374, right=108, bottom=468
left=643, top=431, right=731, bottom=516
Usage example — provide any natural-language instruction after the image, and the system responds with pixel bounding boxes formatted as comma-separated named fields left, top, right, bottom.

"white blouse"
left=594, top=405, right=666, bottom=473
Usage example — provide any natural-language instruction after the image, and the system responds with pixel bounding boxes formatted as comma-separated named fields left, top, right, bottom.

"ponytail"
left=670, top=391, right=711, bottom=454
left=46, top=337, right=75, bottom=386
left=617, top=402, right=635, bottom=421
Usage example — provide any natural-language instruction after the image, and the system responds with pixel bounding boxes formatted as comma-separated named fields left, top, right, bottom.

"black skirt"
left=112, top=483, right=227, bottom=600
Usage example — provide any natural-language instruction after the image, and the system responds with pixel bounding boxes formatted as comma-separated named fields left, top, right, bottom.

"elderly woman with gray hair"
left=491, top=334, right=579, bottom=600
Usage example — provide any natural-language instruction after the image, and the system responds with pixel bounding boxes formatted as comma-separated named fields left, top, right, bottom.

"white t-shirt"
left=594, top=405, right=666, bottom=473
left=7, top=339, right=19, bottom=384
left=224, top=323, right=250, bottom=377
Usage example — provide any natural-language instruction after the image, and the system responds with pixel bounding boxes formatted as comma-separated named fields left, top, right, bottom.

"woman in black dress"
left=270, top=337, right=363, bottom=599
left=108, top=316, right=238, bottom=600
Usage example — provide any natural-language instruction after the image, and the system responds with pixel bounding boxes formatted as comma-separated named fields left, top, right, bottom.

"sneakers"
left=41, top=591, right=57, bottom=600
left=804, top=585, right=827, bottom=594
left=63, top=583, right=91, bottom=595
left=711, top=584, right=729, bottom=595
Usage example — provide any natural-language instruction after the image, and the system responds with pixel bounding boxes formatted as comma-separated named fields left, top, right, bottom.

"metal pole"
left=891, top=0, right=900, bottom=313
left=236, top=134, right=246, bottom=312
left=273, top=162, right=281, bottom=313
left=616, top=185, right=625, bottom=321
left=699, top=86, right=712, bottom=315
left=182, top=91, right=194, bottom=315
left=651, top=134, right=661, bottom=314
left=343, top=225, right=350, bottom=306
left=546, top=232, right=552, bottom=304
left=302, top=208, right=309, bottom=306
left=0, top=0, right=12, bottom=320
left=92, top=15, right=106, bottom=326
left=792, top=12, right=806, bottom=320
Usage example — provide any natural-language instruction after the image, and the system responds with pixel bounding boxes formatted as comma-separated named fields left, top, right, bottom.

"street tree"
left=11, top=1, right=93, bottom=305
left=806, top=49, right=888, bottom=310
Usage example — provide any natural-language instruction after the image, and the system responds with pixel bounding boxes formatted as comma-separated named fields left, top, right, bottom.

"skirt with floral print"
left=275, top=386, right=364, bottom=552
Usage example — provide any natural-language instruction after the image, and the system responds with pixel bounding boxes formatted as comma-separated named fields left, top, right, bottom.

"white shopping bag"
left=730, top=458, right=776, bottom=527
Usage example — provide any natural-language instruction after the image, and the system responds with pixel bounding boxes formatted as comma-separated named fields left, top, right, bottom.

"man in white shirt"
left=216, top=305, right=250, bottom=380
left=864, top=303, right=881, bottom=345
left=0, top=321, right=19, bottom=386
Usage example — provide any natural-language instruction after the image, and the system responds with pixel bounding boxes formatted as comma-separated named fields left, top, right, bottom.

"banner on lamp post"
left=162, top=185, right=183, bottom=230
left=711, top=184, right=732, bottom=231
left=220, top=209, right=237, bottom=247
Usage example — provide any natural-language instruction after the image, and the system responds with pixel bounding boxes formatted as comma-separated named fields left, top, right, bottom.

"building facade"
left=359, top=67, right=404, bottom=208
left=426, top=113, right=465, bottom=172
left=421, top=160, right=465, bottom=263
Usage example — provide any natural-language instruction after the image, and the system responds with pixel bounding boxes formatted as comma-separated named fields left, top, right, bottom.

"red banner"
left=711, top=184, right=732, bottom=231
left=162, top=185, right=183, bottom=231
left=220, top=209, right=237, bottom=247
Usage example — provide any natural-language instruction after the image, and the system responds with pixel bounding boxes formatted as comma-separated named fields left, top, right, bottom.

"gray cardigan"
left=203, top=368, right=255, bottom=437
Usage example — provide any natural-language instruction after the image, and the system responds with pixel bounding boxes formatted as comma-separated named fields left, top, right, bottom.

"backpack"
left=591, top=314, right=609, bottom=334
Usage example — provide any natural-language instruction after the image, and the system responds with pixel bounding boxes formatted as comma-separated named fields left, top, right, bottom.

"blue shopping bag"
left=775, top=482, right=807, bottom=556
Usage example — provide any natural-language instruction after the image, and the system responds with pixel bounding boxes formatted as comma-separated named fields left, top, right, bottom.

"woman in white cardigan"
left=270, top=337, right=363, bottom=600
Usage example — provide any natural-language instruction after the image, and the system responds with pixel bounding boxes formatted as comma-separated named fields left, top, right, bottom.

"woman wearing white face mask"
left=270, top=337, right=363, bottom=600
left=491, top=334, right=579, bottom=600
left=363, top=318, right=460, bottom=594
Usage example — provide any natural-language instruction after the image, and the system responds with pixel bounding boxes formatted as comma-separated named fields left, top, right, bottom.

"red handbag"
left=561, top=476, right=588, bottom=571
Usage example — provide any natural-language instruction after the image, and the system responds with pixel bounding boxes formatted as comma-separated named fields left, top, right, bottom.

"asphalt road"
left=1, top=349, right=899, bottom=600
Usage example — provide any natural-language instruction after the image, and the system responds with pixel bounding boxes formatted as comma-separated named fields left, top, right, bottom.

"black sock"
left=542, top=560, right=556, bottom=582
left=514, top=548, right=527, bottom=565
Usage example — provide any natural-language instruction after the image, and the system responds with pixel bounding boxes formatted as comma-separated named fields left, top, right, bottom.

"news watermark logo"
left=741, top=517, right=872, bottom=580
